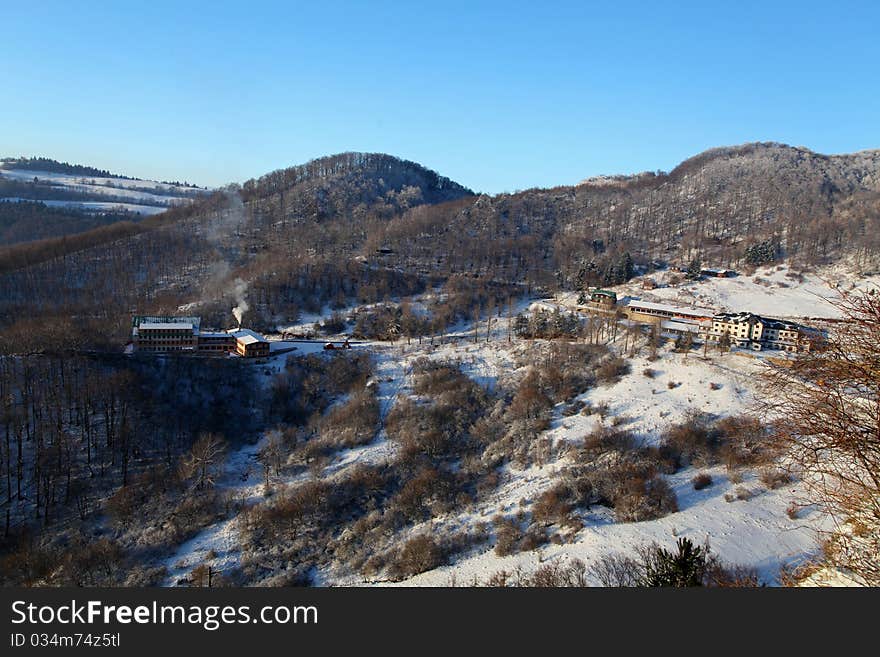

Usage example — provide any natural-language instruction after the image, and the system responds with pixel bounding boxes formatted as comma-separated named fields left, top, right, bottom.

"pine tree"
left=642, top=538, right=708, bottom=587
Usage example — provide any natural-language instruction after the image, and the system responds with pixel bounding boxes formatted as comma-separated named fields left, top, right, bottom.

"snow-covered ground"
left=324, top=342, right=828, bottom=587
left=161, top=263, right=873, bottom=586
left=559, top=262, right=880, bottom=320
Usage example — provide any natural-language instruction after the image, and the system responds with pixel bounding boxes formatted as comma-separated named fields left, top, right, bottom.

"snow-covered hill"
left=0, top=163, right=208, bottom=216
left=146, top=263, right=878, bottom=587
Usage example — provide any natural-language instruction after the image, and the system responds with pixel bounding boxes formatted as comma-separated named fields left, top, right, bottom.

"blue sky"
left=2, top=1, right=878, bottom=192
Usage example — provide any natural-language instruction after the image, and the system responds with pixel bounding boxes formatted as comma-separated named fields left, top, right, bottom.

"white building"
left=704, top=312, right=813, bottom=352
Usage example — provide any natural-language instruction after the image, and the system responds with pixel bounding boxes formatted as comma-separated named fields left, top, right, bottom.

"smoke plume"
left=232, top=277, right=249, bottom=326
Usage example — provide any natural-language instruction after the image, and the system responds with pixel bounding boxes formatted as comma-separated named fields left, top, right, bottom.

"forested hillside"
left=1, top=143, right=877, bottom=353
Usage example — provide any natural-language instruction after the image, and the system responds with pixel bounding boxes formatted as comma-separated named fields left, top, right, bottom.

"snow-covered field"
left=0, top=166, right=206, bottom=214
left=0, top=198, right=172, bottom=215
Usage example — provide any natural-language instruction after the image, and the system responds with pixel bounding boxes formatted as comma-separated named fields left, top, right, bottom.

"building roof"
left=661, top=319, right=706, bottom=333
left=591, top=289, right=617, bottom=298
left=132, top=315, right=201, bottom=335
left=714, top=312, right=802, bottom=331
left=228, top=328, right=268, bottom=345
left=625, top=300, right=715, bottom=316
left=138, top=322, right=196, bottom=331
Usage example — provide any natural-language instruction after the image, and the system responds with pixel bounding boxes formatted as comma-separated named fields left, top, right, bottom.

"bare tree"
left=180, top=433, right=227, bottom=491
left=759, top=291, right=880, bottom=585
left=258, top=431, right=284, bottom=488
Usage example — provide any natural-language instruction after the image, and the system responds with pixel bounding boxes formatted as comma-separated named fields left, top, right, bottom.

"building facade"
left=132, top=316, right=270, bottom=357
left=228, top=329, right=271, bottom=358
left=623, top=300, right=715, bottom=324
left=132, top=316, right=200, bottom=353
left=703, top=312, right=813, bottom=352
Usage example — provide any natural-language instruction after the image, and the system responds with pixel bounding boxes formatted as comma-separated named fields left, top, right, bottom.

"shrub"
left=692, top=473, right=713, bottom=490
left=642, top=368, right=657, bottom=378
left=596, top=356, right=631, bottom=384
left=662, top=412, right=720, bottom=466
left=531, top=484, right=573, bottom=526
left=493, top=516, right=523, bottom=556
left=715, top=414, right=777, bottom=469
left=389, top=534, right=443, bottom=578
left=523, top=559, right=588, bottom=587
left=320, top=311, right=347, bottom=335
left=614, top=475, right=678, bottom=522
left=590, top=553, right=643, bottom=587
left=759, top=468, right=792, bottom=490
left=707, top=564, right=761, bottom=587
left=724, top=486, right=754, bottom=503
left=316, top=388, right=380, bottom=449
left=520, top=525, right=549, bottom=552
left=581, top=427, right=636, bottom=459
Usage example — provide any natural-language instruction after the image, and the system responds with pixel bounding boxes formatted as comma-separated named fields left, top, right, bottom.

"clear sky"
left=2, top=1, right=878, bottom=192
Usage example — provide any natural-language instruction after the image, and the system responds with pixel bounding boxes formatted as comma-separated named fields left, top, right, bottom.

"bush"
left=596, top=355, right=631, bottom=384
left=759, top=468, right=792, bottom=490
left=662, top=412, right=721, bottom=466
left=493, top=516, right=523, bottom=556
left=614, top=475, right=678, bottom=522
left=531, top=484, right=573, bottom=526
left=725, top=486, right=754, bottom=502
left=315, top=388, right=380, bottom=449
left=520, top=525, right=549, bottom=552
left=320, top=311, right=347, bottom=335
left=715, top=414, right=777, bottom=469
left=482, top=559, right=589, bottom=587
left=643, top=368, right=657, bottom=378
left=590, top=553, right=643, bottom=587
left=692, top=473, right=713, bottom=490
left=522, top=559, right=588, bottom=586
left=389, top=534, right=443, bottom=578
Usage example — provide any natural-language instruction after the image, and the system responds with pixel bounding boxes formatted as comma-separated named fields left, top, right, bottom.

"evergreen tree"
left=618, top=252, right=634, bottom=282
left=643, top=538, right=708, bottom=587
left=744, top=240, right=780, bottom=265
left=686, top=258, right=702, bottom=280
